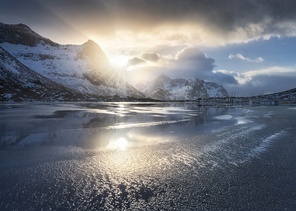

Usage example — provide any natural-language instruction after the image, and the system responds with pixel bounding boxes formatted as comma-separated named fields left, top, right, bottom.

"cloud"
left=125, top=47, right=238, bottom=87
left=228, top=54, right=264, bottom=63
left=2, top=0, right=296, bottom=45
left=156, top=47, right=238, bottom=85
left=243, top=66, right=294, bottom=77
left=142, top=52, right=160, bottom=62
left=217, top=67, right=296, bottom=96
left=228, top=74, right=296, bottom=96
left=128, top=57, right=146, bottom=66
left=175, top=47, right=215, bottom=72
left=211, top=71, right=239, bottom=85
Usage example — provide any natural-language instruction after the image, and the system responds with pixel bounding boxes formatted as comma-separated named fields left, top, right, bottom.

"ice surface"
left=288, top=107, right=296, bottom=110
left=248, top=130, right=287, bottom=158
left=214, top=114, right=233, bottom=120
left=1, top=103, right=296, bottom=210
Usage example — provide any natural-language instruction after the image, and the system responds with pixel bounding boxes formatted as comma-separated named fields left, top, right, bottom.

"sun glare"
left=107, top=137, right=129, bottom=151
left=111, top=55, right=129, bottom=69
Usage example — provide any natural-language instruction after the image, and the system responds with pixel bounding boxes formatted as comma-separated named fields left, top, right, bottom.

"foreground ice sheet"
left=0, top=103, right=296, bottom=210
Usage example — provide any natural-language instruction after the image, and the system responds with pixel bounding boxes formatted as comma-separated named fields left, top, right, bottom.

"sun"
left=110, top=55, right=129, bottom=69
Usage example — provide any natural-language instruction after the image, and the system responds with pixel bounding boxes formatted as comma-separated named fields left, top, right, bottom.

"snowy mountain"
left=0, top=22, right=231, bottom=102
left=0, top=46, right=89, bottom=101
left=0, top=22, right=144, bottom=101
left=142, top=74, right=229, bottom=101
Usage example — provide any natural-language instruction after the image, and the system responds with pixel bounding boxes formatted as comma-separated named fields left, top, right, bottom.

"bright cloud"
left=228, top=54, right=264, bottom=63
left=216, top=66, right=296, bottom=95
left=218, top=66, right=296, bottom=84
left=244, top=66, right=295, bottom=77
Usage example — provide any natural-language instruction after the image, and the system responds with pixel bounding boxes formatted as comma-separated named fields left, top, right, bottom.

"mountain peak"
left=16, top=23, right=32, bottom=30
left=0, top=22, right=58, bottom=47
left=81, top=39, right=104, bottom=55
left=78, top=39, right=109, bottom=66
left=84, top=39, right=98, bottom=45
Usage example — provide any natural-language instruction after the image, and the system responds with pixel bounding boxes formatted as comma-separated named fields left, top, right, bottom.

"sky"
left=1, top=0, right=296, bottom=96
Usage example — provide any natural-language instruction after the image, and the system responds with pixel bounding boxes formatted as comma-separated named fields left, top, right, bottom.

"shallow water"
left=0, top=103, right=296, bottom=210
left=0, top=102, right=241, bottom=149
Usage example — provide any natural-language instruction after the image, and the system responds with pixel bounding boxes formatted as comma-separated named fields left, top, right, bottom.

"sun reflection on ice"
left=117, top=103, right=127, bottom=117
left=107, top=137, right=129, bottom=151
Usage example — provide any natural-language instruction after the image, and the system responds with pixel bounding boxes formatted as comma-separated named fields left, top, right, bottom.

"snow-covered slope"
left=142, top=74, right=229, bottom=101
left=0, top=46, right=88, bottom=101
left=0, top=22, right=144, bottom=99
left=204, top=81, right=230, bottom=98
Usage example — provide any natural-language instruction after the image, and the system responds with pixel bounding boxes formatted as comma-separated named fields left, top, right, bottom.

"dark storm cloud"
left=1, top=0, right=296, bottom=40
left=107, top=0, right=296, bottom=38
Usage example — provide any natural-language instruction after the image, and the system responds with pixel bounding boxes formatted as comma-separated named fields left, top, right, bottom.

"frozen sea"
left=0, top=102, right=296, bottom=210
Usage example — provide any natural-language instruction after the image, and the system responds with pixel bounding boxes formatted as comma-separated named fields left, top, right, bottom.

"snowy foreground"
left=0, top=103, right=296, bottom=210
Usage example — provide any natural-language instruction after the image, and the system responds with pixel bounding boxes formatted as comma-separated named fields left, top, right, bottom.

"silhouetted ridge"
left=0, top=22, right=58, bottom=47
